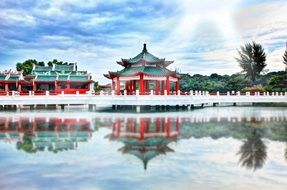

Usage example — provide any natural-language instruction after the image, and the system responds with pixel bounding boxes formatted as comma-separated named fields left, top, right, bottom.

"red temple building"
left=104, top=44, right=184, bottom=95
left=0, top=71, right=21, bottom=93
left=0, top=63, right=94, bottom=95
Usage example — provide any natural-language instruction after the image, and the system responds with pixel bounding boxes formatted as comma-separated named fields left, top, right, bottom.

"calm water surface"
left=0, top=107, right=287, bottom=190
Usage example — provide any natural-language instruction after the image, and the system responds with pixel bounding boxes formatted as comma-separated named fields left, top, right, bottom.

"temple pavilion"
left=0, top=63, right=94, bottom=95
left=104, top=44, right=184, bottom=95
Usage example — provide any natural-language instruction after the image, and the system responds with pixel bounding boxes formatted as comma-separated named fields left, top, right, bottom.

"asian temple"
left=0, top=63, right=94, bottom=95
left=104, top=44, right=184, bottom=95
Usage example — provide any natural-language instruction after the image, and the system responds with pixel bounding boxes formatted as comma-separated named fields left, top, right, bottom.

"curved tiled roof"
left=7, top=75, right=19, bottom=81
left=125, top=46, right=160, bottom=64
left=0, top=74, right=6, bottom=80
left=118, top=44, right=174, bottom=67
left=109, top=66, right=175, bottom=77
left=70, top=75, right=90, bottom=81
left=58, top=75, right=69, bottom=81
left=34, top=66, right=52, bottom=72
left=35, top=75, right=57, bottom=82
left=54, top=64, right=74, bottom=72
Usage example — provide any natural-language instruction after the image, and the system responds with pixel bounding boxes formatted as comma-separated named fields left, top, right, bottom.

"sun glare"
left=173, top=0, right=241, bottom=43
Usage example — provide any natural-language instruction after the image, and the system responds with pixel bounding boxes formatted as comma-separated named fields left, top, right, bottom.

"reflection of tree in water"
left=16, top=135, right=78, bottom=154
left=16, top=134, right=37, bottom=154
left=284, top=125, right=287, bottom=162
left=237, top=128, right=267, bottom=171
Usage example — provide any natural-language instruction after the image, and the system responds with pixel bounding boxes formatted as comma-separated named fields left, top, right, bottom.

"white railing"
left=1, top=90, right=287, bottom=97
left=0, top=90, right=286, bottom=107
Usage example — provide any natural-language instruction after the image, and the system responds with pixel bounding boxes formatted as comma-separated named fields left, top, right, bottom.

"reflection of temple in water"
left=0, top=117, right=93, bottom=153
left=105, top=117, right=180, bottom=170
left=0, top=112, right=286, bottom=170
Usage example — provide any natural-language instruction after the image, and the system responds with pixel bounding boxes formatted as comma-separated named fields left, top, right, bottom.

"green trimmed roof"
left=70, top=75, right=89, bottom=81
left=118, top=44, right=174, bottom=67
left=58, top=75, right=69, bottom=81
left=34, top=66, right=52, bottom=72
left=8, top=75, right=19, bottom=81
left=0, top=74, right=6, bottom=80
left=111, top=66, right=174, bottom=76
left=126, top=44, right=160, bottom=64
left=54, top=64, right=74, bottom=72
left=35, top=75, right=57, bottom=82
left=71, top=71, right=88, bottom=75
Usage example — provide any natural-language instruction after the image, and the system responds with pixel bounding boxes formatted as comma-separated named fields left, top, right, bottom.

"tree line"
left=181, top=41, right=287, bottom=92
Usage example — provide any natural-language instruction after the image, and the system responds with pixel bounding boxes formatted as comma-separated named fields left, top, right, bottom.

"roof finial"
left=143, top=43, right=147, bottom=52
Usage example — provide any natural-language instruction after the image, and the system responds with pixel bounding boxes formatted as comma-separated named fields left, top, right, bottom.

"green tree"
left=47, top=59, right=68, bottom=66
left=235, top=41, right=267, bottom=83
left=268, top=75, right=287, bottom=91
left=16, top=59, right=44, bottom=75
left=94, top=81, right=102, bottom=92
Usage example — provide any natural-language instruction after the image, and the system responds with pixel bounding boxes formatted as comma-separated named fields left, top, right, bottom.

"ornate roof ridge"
left=117, top=44, right=174, bottom=67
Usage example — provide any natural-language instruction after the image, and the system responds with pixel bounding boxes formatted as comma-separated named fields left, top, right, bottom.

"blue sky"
left=0, top=0, right=286, bottom=83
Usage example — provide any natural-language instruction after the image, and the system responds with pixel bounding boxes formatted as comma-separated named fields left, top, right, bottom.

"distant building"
left=104, top=44, right=184, bottom=95
left=0, top=63, right=94, bottom=94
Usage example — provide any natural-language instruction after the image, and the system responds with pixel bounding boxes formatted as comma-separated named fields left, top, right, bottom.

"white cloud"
left=1, top=0, right=286, bottom=82
left=0, top=9, right=36, bottom=26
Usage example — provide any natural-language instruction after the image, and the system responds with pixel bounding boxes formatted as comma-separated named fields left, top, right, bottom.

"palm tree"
left=235, top=41, right=267, bottom=84
left=283, top=43, right=287, bottom=71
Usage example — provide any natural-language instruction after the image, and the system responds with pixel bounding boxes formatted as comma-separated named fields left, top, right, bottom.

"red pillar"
left=33, top=83, right=37, bottom=92
left=155, top=81, right=160, bottom=95
left=18, top=83, right=22, bottom=92
left=140, top=118, right=145, bottom=140
left=116, top=118, right=121, bottom=138
left=5, top=83, right=9, bottom=92
left=4, top=117, right=8, bottom=130
left=166, top=118, right=171, bottom=138
left=133, top=81, right=136, bottom=92
left=176, top=117, right=180, bottom=133
left=161, top=81, right=165, bottom=94
left=116, top=77, right=120, bottom=95
left=166, top=76, right=170, bottom=95
left=55, top=80, right=58, bottom=92
left=67, top=81, right=70, bottom=89
left=156, top=118, right=161, bottom=132
left=145, top=81, right=149, bottom=92
left=139, top=74, right=144, bottom=95
left=129, top=80, right=133, bottom=94
left=125, top=81, right=129, bottom=94
left=176, top=78, right=180, bottom=95
left=146, top=118, right=150, bottom=133
left=112, top=80, right=115, bottom=91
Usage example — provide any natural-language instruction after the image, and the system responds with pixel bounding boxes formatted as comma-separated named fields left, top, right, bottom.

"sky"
left=0, top=0, right=287, bottom=83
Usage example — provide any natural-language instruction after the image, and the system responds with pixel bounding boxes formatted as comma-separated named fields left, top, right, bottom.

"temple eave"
left=103, top=74, right=111, bottom=79
left=105, top=72, right=180, bottom=79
